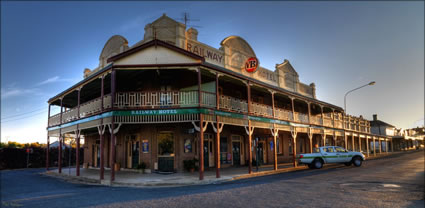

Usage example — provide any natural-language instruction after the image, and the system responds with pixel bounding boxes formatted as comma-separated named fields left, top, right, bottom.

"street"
left=1, top=150, right=424, bottom=208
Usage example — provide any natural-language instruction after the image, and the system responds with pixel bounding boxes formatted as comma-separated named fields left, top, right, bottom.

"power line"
left=1, top=107, right=46, bottom=120
left=0, top=110, right=47, bottom=123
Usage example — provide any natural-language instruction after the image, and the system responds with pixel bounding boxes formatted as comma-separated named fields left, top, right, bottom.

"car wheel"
left=313, top=159, right=323, bottom=169
left=344, top=162, right=352, bottom=166
left=352, top=157, right=362, bottom=167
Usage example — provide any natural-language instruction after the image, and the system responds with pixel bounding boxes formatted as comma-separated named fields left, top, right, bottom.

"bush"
left=183, top=158, right=198, bottom=172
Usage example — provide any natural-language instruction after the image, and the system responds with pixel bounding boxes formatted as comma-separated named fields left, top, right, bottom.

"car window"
left=313, top=148, right=320, bottom=153
left=335, top=147, right=346, bottom=152
left=323, top=147, right=335, bottom=153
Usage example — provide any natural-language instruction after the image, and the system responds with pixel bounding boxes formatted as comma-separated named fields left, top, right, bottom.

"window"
left=323, top=147, right=335, bottom=153
left=335, top=147, right=346, bottom=152
left=277, top=138, right=282, bottom=154
left=288, top=140, right=292, bottom=153
left=184, top=139, right=192, bottom=153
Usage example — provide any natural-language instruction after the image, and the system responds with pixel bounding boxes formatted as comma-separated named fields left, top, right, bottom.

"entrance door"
left=257, top=142, right=264, bottom=165
left=158, top=132, right=174, bottom=172
left=93, top=144, right=100, bottom=167
left=232, top=142, right=241, bottom=166
left=204, top=142, right=209, bottom=168
left=132, top=141, right=140, bottom=168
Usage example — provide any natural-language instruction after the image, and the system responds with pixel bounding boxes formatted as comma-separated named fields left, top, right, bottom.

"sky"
left=1, top=1, right=424, bottom=144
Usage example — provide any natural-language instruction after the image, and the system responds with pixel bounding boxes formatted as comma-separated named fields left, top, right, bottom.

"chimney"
left=373, top=114, right=377, bottom=121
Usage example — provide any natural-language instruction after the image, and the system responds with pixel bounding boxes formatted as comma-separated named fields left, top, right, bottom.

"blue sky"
left=1, top=1, right=424, bottom=143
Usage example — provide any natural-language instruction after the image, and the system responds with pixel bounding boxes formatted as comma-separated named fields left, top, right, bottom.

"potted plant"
left=183, top=158, right=198, bottom=173
left=137, top=162, right=147, bottom=173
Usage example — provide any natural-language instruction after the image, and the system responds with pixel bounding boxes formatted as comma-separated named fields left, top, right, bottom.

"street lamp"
left=344, top=81, right=376, bottom=114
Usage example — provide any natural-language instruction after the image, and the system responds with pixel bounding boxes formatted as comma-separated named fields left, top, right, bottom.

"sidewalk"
left=43, top=150, right=420, bottom=187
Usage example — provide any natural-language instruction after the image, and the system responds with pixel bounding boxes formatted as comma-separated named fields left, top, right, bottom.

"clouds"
left=1, top=87, right=38, bottom=99
left=1, top=76, right=76, bottom=100
left=35, top=76, right=75, bottom=86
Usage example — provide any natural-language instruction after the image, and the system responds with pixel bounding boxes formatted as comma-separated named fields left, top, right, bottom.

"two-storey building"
left=46, top=14, right=382, bottom=182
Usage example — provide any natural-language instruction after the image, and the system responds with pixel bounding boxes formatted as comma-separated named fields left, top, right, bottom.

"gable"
left=114, top=45, right=201, bottom=65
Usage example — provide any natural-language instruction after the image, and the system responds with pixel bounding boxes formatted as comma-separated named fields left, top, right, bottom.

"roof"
left=370, top=120, right=395, bottom=128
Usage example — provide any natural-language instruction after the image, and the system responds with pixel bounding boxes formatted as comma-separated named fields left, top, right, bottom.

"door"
left=232, top=142, right=241, bottom=166
left=335, top=146, right=351, bottom=162
left=204, top=141, right=209, bottom=168
left=322, top=147, right=339, bottom=163
left=158, top=132, right=174, bottom=172
left=257, top=142, right=264, bottom=165
left=132, top=141, right=140, bottom=168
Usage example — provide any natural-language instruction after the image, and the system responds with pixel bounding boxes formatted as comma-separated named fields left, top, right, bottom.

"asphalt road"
left=1, top=150, right=424, bottom=208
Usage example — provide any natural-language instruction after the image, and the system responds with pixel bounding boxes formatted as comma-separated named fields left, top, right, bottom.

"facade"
left=392, top=127, right=424, bottom=151
left=46, top=14, right=389, bottom=182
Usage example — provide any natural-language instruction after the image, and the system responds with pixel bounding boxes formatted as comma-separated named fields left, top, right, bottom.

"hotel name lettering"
left=186, top=42, right=223, bottom=64
left=131, top=109, right=178, bottom=115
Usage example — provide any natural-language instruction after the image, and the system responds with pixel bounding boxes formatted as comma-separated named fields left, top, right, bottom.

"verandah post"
left=110, top=68, right=116, bottom=182
left=247, top=81, right=252, bottom=174
left=215, top=73, right=220, bottom=178
left=58, top=98, right=63, bottom=174
left=100, top=74, right=105, bottom=180
left=198, top=67, right=204, bottom=180
left=46, top=104, right=50, bottom=171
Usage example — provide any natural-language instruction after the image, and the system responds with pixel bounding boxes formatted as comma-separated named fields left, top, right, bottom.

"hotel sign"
left=186, top=41, right=224, bottom=65
left=245, top=57, right=258, bottom=73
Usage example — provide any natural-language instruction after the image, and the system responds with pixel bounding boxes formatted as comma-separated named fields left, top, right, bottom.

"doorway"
left=158, top=132, right=174, bottom=172
left=203, top=134, right=214, bottom=168
left=257, top=141, right=265, bottom=165
left=232, top=142, right=241, bottom=166
left=126, top=135, right=139, bottom=169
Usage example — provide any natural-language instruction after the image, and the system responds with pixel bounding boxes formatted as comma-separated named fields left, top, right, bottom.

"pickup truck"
left=298, top=146, right=366, bottom=169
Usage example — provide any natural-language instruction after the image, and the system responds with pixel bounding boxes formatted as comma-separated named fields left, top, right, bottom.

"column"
left=379, top=139, right=382, bottom=154
left=391, top=138, right=394, bottom=152
left=110, top=69, right=116, bottom=182
left=100, top=128, right=104, bottom=180
left=76, top=130, right=80, bottom=176
left=366, top=137, right=369, bottom=157
left=271, top=91, right=277, bottom=171
left=322, top=134, right=325, bottom=147
left=247, top=81, right=252, bottom=174
left=58, top=135, right=62, bottom=173
left=359, top=136, right=362, bottom=152
left=198, top=68, right=204, bottom=180
left=215, top=73, right=220, bottom=178
left=292, top=132, right=297, bottom=167
left=344, top=134, right=348, bottom=150
left=46, top=104, right=51, bottom=170
left=352, top=134, right=355, bottom=151
left=58, top=99, right=63, bottom=173
left=373, top=137, right=376, bottom=156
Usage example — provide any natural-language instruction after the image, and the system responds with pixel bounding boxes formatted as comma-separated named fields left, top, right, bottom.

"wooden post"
left=291, top=98, right=295, bottom=121
left=46, top=104, right=51, bottom=171
left=99, top=74, right=105, bottom=180
left=379, top=139, right=382, bottom=154
left=359, top=136, right=362, bottom=152
left=366, top=136, right=369, bottom=157
left=391, top=137, right=394, bottom=152
left=291, top=129, right=297, bottom=167
left=215, top=73, right=220, bottom=178
left=247, top=81, right=252, bottom=174
left=58, top=135, right=62, bottom=173
left=352, top=134, right=355, bottom=151
left=198, top=68, right=204, bottom=180
left=58, top=99, right=63, bottom=174
left=271, top=91, right=277, bottom=171
left=373, top=137, right=376, bottom=156
left=110, top=69, right=116, bottom=182
left=76, top=129, right=80, bottom=176
left=344, top=134, right=348, bottom=150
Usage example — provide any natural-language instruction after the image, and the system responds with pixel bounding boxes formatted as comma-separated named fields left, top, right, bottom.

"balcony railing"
left=219, top=95, right=248, bottom=113
left=275, top=108, right=293, bottom=121
left=323, top=117, right=333, bottom=127
left=48, top=90, right=372, bottom=133
left=250, top=102, right=273, bottom=117
left=294, top=112, right=309, bottom=123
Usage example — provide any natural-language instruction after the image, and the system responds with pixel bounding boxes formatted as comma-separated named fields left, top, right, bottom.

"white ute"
left=298, top=146, right=366, bottom=169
